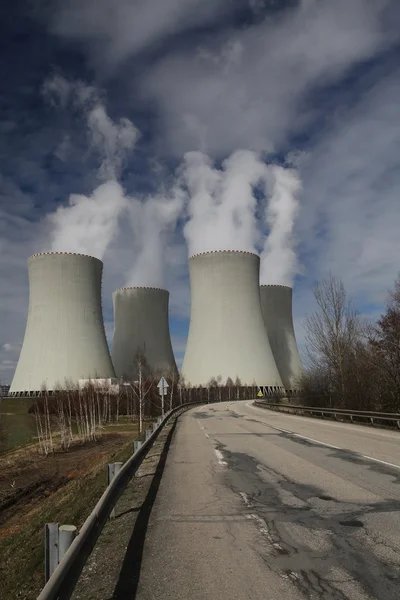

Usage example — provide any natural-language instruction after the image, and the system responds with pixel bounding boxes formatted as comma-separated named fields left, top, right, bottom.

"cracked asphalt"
left=134, top=401, right=400, bottom=600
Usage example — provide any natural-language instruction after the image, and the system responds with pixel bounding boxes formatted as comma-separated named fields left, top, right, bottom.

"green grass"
left=0, top=397, right=36, bottom=453
left=0, top=438, right=134, bottom=600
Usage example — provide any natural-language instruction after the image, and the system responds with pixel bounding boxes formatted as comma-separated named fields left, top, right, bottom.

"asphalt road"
left=136, top=401, right=400, bottom=600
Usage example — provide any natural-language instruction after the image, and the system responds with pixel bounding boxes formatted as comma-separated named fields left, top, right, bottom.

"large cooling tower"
left=111, top=287, right=177, bottom=380
left=9, top=252, right=115, bottom=395
left=260, top=285, right=303, bottom=392
left=181, top=251, right=284, bottom=388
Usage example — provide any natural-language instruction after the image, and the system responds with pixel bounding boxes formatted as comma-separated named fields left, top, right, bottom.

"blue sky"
left=1, top=0, right=400, bottom=383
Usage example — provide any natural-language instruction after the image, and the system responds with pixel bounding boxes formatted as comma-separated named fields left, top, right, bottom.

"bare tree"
left=226, top=377, right=234, bottom=400
left=128, top=350, right=154, bottom=434
left=303, top=274, right=362, bottom=408
left=368, top=277, right=400, bottom=411
left=234, top=376, right=242, bottom=400
left=167, top=367, right=178, bottom=410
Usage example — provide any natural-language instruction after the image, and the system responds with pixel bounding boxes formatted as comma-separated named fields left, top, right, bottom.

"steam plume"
left=125, top=187, right=185, bottom=287
left=260, top=165, right=301, bottom=285
left=181, top=150, right=268, bottom=256
left=43, top=76, right=138, bottom=260
left=178, top=149, right=301, bottom=285
left=48, top=180, right=128, bottom=259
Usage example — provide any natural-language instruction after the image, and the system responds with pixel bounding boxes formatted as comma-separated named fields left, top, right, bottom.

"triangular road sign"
left=257, top=388, right=263, bottom=398
left=157, top=376, right=169, bottom=389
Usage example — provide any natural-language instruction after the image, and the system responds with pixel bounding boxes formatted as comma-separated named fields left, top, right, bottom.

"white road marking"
left=359, top=454, right=400, bottom=470
left=243, top=403, right=400, bottom=470
left=196, top=418, right=211, bottom=439
left=214, top=449, right=227, bottom=466
left=279, top=429, right=342, bottom=450
left=246, top=402, right=400, bottom=439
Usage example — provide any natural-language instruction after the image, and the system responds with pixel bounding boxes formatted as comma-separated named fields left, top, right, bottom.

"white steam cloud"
left=125, top=188, right=185, bottom=287
left=43, top=76, right=138, bottom=260
left=47, top=180, right=128, bottom=259
left=179, top=149, right=301, bottom=286
left=87, top=106, right=138, bottom=181
left=43, top=76, right=183, bottom=282
left=260, top=165, right=302, bottom=286
left=181, top=150, right=267, bottom=256
left=43, top=76, right=301, bottom=285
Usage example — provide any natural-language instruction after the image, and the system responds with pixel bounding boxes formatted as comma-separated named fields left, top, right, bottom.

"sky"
left=1, top=0, right=400, bottom=383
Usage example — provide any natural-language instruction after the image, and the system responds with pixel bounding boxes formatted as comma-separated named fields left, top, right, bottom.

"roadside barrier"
left=254, top=401, right=400, bottom=429
left=38, top=401, right=204, bottom=600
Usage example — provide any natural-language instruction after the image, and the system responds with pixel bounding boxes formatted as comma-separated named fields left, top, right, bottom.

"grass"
left=0, top=397, right=36, bottom=453
left=0, top=396, right=157, bottom=454
left=0, top=436, right=136, bottom=600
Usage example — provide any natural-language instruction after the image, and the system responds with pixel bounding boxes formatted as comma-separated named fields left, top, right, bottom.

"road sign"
left=257, top=388, right=263, bottom=398
left=157, top=377, right=169, bottom=416
left=157, top=377, right=169, bottom=392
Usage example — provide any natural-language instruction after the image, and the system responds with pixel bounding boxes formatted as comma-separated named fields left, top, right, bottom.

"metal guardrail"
left=37, top=401, right=204, bottom=600
left=253, top=401, right=400, bottom=429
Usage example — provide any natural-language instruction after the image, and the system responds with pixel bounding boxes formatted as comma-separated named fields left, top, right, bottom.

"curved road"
left=136, top=401, right=400, bottom=600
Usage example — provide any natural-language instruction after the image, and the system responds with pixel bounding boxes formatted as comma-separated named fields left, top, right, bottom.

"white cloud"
left=140, top=0, right=394, bottom=157
left=47, top=0, right=238, bottom=69
left=296, top=68, right=400, bottom=304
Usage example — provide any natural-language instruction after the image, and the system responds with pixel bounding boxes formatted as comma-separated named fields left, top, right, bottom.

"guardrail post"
left=44, top=522, right=59, bottom=583
left=109, top=462, right=123, bottom=519
left=370, top=417, right=374, bottom=426
left=58, top=525, right=77, bottom=562
left=152, top=421, right=158, bottom=433
left=133, top=440, right=142, bottom=454
left=108, top=462, right=115, bottom=486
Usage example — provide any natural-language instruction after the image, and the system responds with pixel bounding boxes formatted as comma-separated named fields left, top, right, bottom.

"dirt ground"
left=0, top=427, right=142, bottom=600
left=0, top=432, right=134, bottom=536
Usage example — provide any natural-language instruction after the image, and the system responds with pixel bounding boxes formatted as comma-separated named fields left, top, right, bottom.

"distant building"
left=78, top=378, right=120, bottom=395
left=0, top=384, right=10, bottom=397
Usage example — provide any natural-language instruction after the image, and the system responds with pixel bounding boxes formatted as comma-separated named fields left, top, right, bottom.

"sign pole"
left=157, top=377, right=169, bottom=418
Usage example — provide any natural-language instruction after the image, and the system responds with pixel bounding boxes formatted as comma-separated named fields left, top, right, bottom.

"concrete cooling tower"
left=9, top=252, right=115, bottom=396
left=260, top=285, right=303, bottom=393
left=111, top=287, right=177, bottom=381
left=181, top=251, right=284, bottom=389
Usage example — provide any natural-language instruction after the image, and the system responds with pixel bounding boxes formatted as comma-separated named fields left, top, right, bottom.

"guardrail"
left=37, top=400, right=204, bottom=600
left=253, top=401, right=400, bottom=429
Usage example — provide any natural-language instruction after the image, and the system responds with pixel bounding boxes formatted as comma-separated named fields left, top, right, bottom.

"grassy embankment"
left=0, top=397, right=36, bottom=453
left=0, top=397, right=148, bottom=600
left=0, top=431, right=138, bottom=600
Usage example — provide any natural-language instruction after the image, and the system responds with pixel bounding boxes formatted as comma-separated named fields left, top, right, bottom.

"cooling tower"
left=181, top=251, right=284, bottom=388
left=9, top=252, right=115, bottom=395
left=111, top=287, right=178, bottom=380
left=260, top=285, right=303, bottom=393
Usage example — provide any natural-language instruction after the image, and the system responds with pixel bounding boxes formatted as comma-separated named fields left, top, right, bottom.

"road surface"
left=134, top=401, right=400, bottom=600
